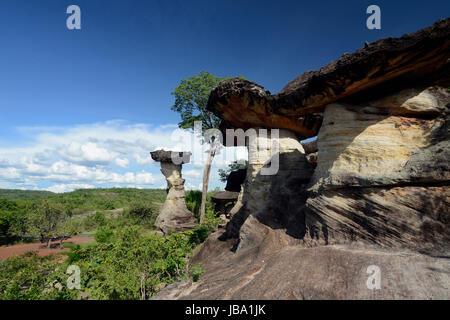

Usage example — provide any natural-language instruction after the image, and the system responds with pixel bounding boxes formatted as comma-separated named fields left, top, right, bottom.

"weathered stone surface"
left=154, top=231, right=450, bottom=300
left=151, top=151, right=196, bottom=234
left=310, top=87, right=450, bottom=189
left=305, top=186, right=450, bottom=254
left=207, top=19, right=450, bottom=137
left=301, top=140, right=317, bottom=154
left=150, top=150, right=191, bottom=164
left=225, top=168, right=246, bottom=192
left=224, top=129, right=313, bottom=250
left=154, top=21, right=450, bottom=300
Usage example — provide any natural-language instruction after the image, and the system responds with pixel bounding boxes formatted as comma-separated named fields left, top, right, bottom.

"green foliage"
left=218, top=160, right=248, bottom=183
left=94, top=226, right=114, bottom=243
left=187, top=225, right=210, bottom=245
left=93, top=212, right=106, bottom=226
left=126, top=202, right=158, bottom=227
left=171, top=71, right=224, bottom=130
left=185, top=190, right=202, bottom=219
left=24, top=200, right=69, bottom=246
left=0, top=198, right=28, bottom=239
left=191, top=264, right=204, bottom=282
left=64, top=226, right=199, bottom=299
left=0, top=187, right=221, bottom=300
left=0, top=252, right=77, bottom=300
left=171, top=71, right=247, bottom=131
left=0, top=188, right=166, bottom=217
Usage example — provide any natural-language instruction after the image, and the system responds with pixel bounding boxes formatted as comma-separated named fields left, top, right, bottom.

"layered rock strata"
left=303, top=86, right=450, bottom=253
left=154, top=19, right=450, bottom=300
left=150, top=150, right=197, bottom=234
left=207, top=19, right=449, bottom=137
left=224, top=129, right=313, bottom=251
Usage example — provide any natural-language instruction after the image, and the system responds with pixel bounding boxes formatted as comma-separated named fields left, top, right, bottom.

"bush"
left=95, top=226, right=114, bottom=243
left=185, top=191, right=202, bottom=219
left=187, top=225, right=210, bottom=245
left=65, top=226, right=197, bottom=299
left=126, top=202, right=158, bottom=227
left=93, top=212, right=106, bottom=226
left=0, top=252, right=77, bottom=300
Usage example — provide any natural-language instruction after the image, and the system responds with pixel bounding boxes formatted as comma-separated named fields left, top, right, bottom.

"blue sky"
left=0, top=0, right=448, bottom=192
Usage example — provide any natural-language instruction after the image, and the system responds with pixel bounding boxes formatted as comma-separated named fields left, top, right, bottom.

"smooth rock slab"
left=153, top=231, right=450, bottom=300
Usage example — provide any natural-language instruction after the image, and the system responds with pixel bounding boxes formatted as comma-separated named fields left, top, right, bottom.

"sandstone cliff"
left=154, top=19, right=450, bottom=300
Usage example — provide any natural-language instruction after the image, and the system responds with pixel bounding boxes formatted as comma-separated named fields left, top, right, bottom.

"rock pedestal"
left=225, top=128, right=314, bottom=251
left=150, top=150, right=197, bottom=234
left=153, top=20, right=450, bottom=300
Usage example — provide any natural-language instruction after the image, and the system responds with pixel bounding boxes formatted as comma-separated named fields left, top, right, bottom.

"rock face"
left=154, top=20, right=450, bottom=300
left=225, top=169, right=246, bottom=192
left=310, top=87, right=450, bottom=189
left=224, top=129, right=313, bottom=251
left=150, top=150, right=197, bottom=234
left=153, top=232, right=450, bottom=300
left=207, top=19, right=449, bottom=138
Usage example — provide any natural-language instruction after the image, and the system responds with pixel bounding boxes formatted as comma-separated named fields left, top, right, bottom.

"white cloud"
left=133, top=153, right=153, bottom=165
left=183, top=169, right=202, bottom=179
left=115, top=157, right=130, bottom=168
left=61, top=141, right=115, bottom=166
left=0, top=120, right=247, bottom=191
left=46, top=183, right=95, bottom=193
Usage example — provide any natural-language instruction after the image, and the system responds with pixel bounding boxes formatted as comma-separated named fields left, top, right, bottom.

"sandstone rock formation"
left=207, top=18, right=449, bottom=137
left=154, top=19, right=450, bottom=300
left=150, top=150, right=197, bottom=234
left=224, top=168, right=246, bottom=192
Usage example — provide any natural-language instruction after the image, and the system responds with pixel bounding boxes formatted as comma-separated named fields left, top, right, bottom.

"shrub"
left=127, top=202, right=158, bottom=227
left=95, top=226, right=114, bottom=243
left=93, top=212, right=106, bottom=226
left=185, top=190, right=202, bottom=219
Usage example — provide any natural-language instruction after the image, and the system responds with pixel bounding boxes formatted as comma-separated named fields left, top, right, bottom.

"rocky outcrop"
left=207, top=19, right=450, bottom=138
left=154, top=20, right=450, bottom=300
left=223, top=129, right=313, bottom=251
left=225, top=169, right=246, bottom=192
left=154, top=231, right=450, bottom=300
left=301, top=86, right=450, bottom=253
left=150, top=150, right=197, bottom=234
left=310, top=87, right=450, bottom=189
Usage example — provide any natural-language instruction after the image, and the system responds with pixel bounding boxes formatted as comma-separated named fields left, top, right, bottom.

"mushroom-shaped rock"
left=150, top=150, right=197, bottom=234
left=207, top=19, right=450, bottom=138
left=211, top=191, right=240, bottom=216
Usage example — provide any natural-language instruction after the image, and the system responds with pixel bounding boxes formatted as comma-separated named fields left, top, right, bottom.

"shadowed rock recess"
left=154, top=19, right=450, bottom=300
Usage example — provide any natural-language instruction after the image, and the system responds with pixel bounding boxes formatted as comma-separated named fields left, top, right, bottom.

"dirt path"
left=0, top=237, right=95, bottom=260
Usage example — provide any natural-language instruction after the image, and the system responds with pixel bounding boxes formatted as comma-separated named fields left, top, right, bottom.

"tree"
left=25, top=201, right=68, bottom=248
left=171, top=71, right=242, bottom=223
left=218, top=160, right=248, bottom=183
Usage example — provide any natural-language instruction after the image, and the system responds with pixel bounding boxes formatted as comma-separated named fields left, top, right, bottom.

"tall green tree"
left=25, top=201, right=68, bottom=248
left=171, top=71, right=234, bottom=223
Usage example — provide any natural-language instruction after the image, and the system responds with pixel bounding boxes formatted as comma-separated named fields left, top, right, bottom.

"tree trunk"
left=199, top=145, right=215, bottom=223
left=47, top=237, right=52, bottom=248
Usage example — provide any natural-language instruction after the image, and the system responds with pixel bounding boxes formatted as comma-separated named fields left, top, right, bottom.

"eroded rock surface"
left=150, top=150, right=197, bottom=234
left=154, top=20, right=450, bottom=300
left=154, top=232, right=450, bottom=300
left=207, top=19, right=449, bottom=137
left=224, top=129, right=313, bottom=251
